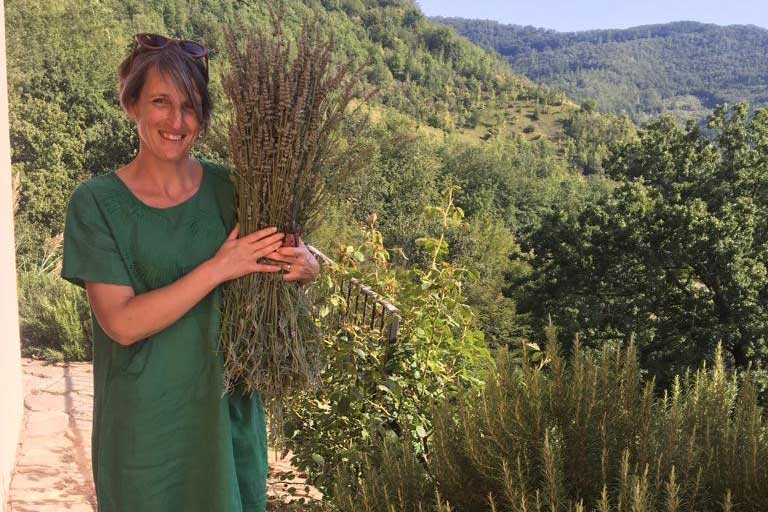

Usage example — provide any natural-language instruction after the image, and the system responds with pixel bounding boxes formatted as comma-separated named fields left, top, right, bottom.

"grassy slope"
left=288, top=0, right=584, bottom=146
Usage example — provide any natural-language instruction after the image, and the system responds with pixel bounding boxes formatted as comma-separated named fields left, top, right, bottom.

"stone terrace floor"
left=7, top=358, right=321, bottom=511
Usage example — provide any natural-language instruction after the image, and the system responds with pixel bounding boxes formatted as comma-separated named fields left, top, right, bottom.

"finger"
left=252, top=263, right=282, bottom=273
left=227, top=223, right=240, bottom=241
left=254, top=241, right=285, bottom=259
left=242, top=226, right=280, bottom=242
left=280, top=263, right=309, bottom=281
left=282, top=246, right=315, bottom=264
left=263, top=251, right=292, bottom=264
left=250, top=233, right=285, bottom=250
left=276, top=246, right=305, bottom=257
left=252, top=238, right=285, bottom=257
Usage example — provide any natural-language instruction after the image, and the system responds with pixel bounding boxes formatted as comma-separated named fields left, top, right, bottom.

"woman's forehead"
left=141, top=67, right=187, bottom=97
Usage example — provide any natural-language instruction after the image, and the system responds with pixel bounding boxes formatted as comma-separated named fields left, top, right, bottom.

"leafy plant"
left=285, top=189, right=493, bottom=494
left=18, top=234, right=91, bottom=361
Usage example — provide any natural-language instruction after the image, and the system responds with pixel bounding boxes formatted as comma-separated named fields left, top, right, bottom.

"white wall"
left=0, top=0, right=24, bottom=508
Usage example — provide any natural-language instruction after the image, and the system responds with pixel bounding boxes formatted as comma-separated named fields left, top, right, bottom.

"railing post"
left=307, top=245, right=400, bottom=342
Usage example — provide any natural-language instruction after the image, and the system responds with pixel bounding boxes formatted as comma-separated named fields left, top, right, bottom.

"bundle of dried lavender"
left=220, top=6, right=370, bottom=409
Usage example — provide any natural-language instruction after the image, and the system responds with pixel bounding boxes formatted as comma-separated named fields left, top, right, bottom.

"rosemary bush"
left=220, top=6, right=369, bottom=401
left=326, top=334, right=768, bottom=511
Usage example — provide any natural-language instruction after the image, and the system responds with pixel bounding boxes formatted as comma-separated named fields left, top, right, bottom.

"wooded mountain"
left=434, top=18, right=768, bottom=122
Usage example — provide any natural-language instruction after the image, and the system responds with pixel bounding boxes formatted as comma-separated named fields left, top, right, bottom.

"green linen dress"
left=61, top=160, right=268, bottom=512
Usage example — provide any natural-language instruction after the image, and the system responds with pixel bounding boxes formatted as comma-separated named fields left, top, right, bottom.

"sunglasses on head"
left=133, top=33, right=209, bottom=79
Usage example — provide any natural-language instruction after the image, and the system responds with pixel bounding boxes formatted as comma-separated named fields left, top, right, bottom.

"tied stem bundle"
left=220, top=7, right=368, bottom=407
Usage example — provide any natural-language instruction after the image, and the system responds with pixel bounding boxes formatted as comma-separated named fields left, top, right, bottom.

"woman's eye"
left=153, top=98, right=168, bottom=105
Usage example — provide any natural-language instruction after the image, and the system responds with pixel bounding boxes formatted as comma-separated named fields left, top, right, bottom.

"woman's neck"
left=118, top=150, right=202, bottom=206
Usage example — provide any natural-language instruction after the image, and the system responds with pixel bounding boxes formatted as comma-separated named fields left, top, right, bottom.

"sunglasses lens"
left=179, top=41, right=206, bottom=57
left=137, top=34, right=169, bottom=49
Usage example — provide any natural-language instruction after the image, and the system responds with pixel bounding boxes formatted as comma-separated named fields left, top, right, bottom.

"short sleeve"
left=61, top=182, right=133, bottom=289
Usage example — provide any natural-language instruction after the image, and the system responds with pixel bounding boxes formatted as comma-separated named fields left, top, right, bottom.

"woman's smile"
left=159, top=130, right=186, bottom=142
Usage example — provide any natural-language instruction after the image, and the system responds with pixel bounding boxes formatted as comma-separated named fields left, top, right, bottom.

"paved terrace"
left=6, top=358, right=321, bottom=511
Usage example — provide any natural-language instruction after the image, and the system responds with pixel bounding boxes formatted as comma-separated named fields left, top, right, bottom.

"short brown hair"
left=118, top=43, right=211, bottom=132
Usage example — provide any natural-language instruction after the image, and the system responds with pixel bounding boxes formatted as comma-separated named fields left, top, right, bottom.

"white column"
left=0, top=0, right=24, bottom=508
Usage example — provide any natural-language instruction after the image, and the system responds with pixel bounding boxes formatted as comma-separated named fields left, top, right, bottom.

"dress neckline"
left=110, top=161, right=207, bottom=212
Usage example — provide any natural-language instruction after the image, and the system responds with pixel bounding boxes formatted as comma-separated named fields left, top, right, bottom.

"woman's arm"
left=86, top=225, right=284, bottom=346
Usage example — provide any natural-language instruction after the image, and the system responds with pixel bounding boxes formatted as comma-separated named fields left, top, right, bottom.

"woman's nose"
left=167, top=106, right=184, bottom=130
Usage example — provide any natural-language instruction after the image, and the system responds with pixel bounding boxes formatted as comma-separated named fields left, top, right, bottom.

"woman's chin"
left=144, top=146, right=193, bottom=163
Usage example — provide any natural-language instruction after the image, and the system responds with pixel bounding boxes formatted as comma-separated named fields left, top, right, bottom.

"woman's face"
left=129, top=66, right=200, bottom=163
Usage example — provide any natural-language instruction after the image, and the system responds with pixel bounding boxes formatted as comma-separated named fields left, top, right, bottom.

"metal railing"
left=307, top=245, right=400, bottom=342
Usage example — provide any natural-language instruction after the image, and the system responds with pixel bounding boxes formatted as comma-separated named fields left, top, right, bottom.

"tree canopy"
left=519, top=103, right=768, bottom=383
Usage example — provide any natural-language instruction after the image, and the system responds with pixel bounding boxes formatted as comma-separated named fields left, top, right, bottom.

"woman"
left=61, top=34, right=319, bottom=511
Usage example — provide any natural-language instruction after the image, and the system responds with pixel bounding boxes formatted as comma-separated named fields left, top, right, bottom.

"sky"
left=414, top=0, right=768, bottom=32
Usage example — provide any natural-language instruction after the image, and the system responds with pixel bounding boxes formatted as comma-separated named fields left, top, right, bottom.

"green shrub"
left=285, top=190, right=494, bottom=495
left=327, top=332, right=768, bottom=511
left=18, top=252, right=92, bottom=362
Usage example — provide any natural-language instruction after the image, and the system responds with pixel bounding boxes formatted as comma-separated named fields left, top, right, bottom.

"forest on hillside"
left=436, top=18, right=768, bottom=122
left=9, top=0, right=768, bottom=510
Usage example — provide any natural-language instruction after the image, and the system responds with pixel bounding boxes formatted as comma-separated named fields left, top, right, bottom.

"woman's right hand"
left=210, top=224, right=285, bottom=284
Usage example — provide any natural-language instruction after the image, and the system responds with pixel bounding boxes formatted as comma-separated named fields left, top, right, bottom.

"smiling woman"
left=59, top=34, right=319, bottom=512
left=116, top=67, right=205, bottom=206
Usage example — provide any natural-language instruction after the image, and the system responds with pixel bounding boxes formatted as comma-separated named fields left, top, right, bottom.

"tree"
left=564, top=108, right=637, bottom=173
left=7, top=0, right=135, bottom=263
left=519, top=104, right=768, bottom=382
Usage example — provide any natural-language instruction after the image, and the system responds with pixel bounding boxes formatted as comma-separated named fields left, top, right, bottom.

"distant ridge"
left=434, top=18, right=768, bottom=122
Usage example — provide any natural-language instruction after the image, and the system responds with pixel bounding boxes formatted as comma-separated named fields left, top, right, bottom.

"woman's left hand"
left=268, top=239, right=320, bottom=283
